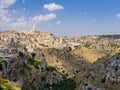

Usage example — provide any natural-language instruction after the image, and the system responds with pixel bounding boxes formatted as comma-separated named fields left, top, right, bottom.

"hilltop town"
left=0, top=28, right=120, bottom=90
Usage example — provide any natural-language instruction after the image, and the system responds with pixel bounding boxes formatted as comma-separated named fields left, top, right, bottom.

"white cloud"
left=2, top=13, right=56, bottom=30
left=88, top=18, right=96, bottom=24
left=0, top=9, right=12, bottom=28
left=23, top=8, right=26, bottom=11
left=48, top=24, right=51, bottom=26
left=0, top=9, right=8, bottom=17
left=44, top=3, right=64, bottom=11
left=0, top=0, right=27, bottom=30
left=83, top=11, right=87, bottom=15
left=92, top=19, right=96, bottom=23
left=0, top=1, right=57, bottom=31
left=30, top=13, right=56, bottom=23
left=17, top=16, right=26, bottom=23
left=0, top=0, right=16, bottom=9
left=0, top=0, right=16, bottom=24
left=117, top=13, right=120, bottom=18
left=10, top=16, right=27, bottom=27
left=12, top=9, right=17, bottom=13
left=22, top=0, right=25, bottom=4
left=55, top=21, right=61, bottom=24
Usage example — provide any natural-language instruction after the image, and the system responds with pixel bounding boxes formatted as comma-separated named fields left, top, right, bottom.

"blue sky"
left=0, top=0, right=120, bottom=36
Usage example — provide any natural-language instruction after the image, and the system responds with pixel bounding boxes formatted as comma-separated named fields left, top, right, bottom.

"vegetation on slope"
left=43, top=78, right=76, bottom=90
left=0, top=79, right=21, bottom=90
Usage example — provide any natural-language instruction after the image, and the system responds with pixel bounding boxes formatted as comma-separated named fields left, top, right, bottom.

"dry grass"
left=71, top=46, right=102, bottom=63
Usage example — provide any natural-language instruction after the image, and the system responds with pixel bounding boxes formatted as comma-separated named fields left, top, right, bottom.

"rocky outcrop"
left=0, top=35, right=64, bottom=90
left=105, top=53, right=120, bottom=83
left=78, top=53, right=120, bottom=90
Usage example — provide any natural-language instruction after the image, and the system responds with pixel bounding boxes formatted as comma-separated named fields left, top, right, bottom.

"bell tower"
left=32, top=24, right=36, bottom=31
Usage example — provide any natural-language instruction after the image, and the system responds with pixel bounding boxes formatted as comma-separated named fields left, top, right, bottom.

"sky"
left=0, top=0, right=120, bottom=36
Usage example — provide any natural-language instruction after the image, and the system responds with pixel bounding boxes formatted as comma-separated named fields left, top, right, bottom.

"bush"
left=52, top=78, right=76, bottom=90
left=101, top=77, right=106, bottom=83
left=63, top=47, right=72, bottom=52
left=0, top=60, right=7, bottom=71
left=47, top=66, right=55, bottom=71
left=0, top=63, right=2, bottom=71
left=0, top=87, right=3, bottom=90
left=31, top=53, right=36, bottom=59
left=29, top=58, right=41, bottom=69
left=115, top=65, right=119, bottom=71
left=29, top=52, right=41, bottom=69
left=42, top=78, right=76, bottom=90
left=19, top=52, right=24, bottom=57
left=39, top=44, right=49, bottom=47
left=32, top=61, right=41, bottom=68
left=84, top=44, right=90, bottom=48
left=41, top=77, right=46, bottom=82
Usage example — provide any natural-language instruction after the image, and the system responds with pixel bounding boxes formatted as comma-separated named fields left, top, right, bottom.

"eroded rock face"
left=105, top=53, right=120, bottom=83
left=0, top=50, right=44, bottom=89
left=0, top=35, right=64, bottom=90
left=0, top=49, right=64, bottom=90
left=78, top=53, right=120, bottom=90
left=81, top=84, right=105, bottom=90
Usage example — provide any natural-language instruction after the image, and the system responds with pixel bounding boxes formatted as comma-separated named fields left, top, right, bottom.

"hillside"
left=0, top=30, right=120, bottom=90
left=77, top=53, right=120, bottom=90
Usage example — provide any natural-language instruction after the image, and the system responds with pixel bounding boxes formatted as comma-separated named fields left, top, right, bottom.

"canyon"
left=0, top=30, right=120, bottom=90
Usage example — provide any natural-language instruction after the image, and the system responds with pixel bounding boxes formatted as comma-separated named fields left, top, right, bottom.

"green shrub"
left=32, top=61, right=41, bottom=68
left=29, top=58, right=41, bottom=69
left=0, top=87, right=3, bottom=90
left=52, top=78, right=76, bottom=90
left=63, top=47, right=72, bottom=52
left=19, top=52, right=24, bottom=57
left=42, top=78, right=76, bottom=90
left=115, top=65, right=119, bottom=71
left=0, top=63, right=2, bottom=71
left=84, top=43, right=91, bottom=48
left=101, top=77, right=106, bottom=83
left=0, top=60, right=7, bottom=71
left=31, top=53, right=36, bottom=59
left=41, top=77, right=46, bottom=82
left=39, top=44, right=49, bottom=47
left=47, top=66, right=55, bottom=71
